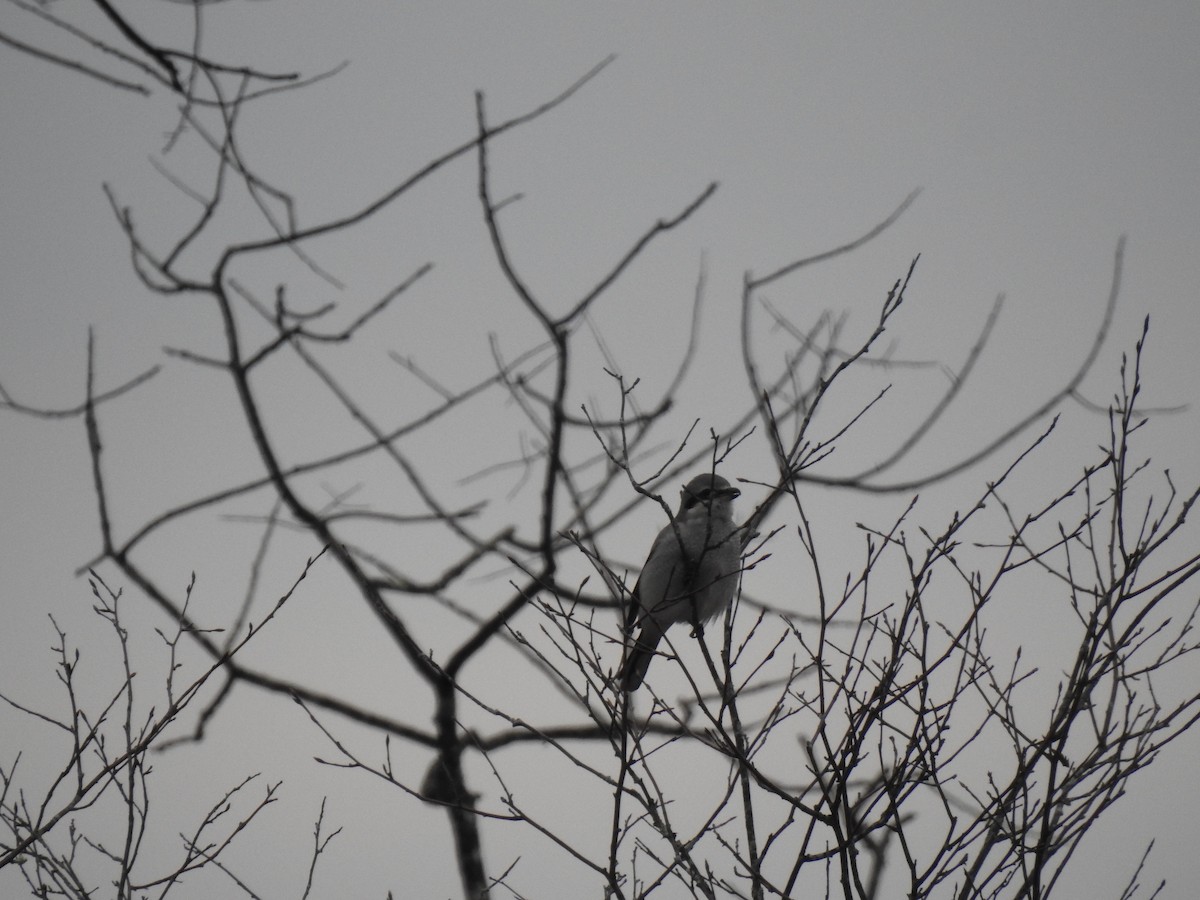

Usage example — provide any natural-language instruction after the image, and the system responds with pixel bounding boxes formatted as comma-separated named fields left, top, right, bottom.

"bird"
left=620, top=473, right=742, bottom=692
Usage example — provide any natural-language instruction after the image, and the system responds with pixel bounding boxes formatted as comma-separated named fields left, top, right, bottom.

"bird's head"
left=678, top=473, right=740, bottom=519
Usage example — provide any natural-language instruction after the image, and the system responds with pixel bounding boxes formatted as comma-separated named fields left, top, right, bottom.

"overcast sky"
left=3, top=3, right=1199, bottom=897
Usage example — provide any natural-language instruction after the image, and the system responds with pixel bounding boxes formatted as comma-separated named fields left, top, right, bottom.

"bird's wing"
left=626, top=521, right=691, bottom=632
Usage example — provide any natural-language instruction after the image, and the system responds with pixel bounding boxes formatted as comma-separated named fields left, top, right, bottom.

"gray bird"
left=620, top=473, right=742, bottom=691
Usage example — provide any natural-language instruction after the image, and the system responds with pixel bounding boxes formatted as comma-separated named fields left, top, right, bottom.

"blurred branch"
left=0, top=363, right=160, bottom=420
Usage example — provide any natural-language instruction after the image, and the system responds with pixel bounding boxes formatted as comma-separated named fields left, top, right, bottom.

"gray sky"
left=3, top=3, right=1199, bottom=897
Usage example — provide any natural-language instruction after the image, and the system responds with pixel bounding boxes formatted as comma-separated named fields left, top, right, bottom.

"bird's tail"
left=620, top=624, right=663, bottom=692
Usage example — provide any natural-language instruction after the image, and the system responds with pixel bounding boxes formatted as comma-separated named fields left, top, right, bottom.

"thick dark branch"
left=88, top=0, right=181, bottom=90
left=91, top=0, right=182, bottom=90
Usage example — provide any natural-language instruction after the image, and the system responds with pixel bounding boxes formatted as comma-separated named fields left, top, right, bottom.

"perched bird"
left=620, top=473, right=742, bottom=692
